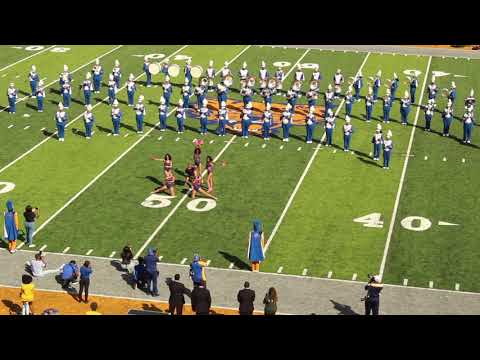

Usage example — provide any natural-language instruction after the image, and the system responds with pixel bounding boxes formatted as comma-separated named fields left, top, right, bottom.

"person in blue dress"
left=4, top=200, right=19, bottom=254
left=247, top=220, right=265, bottom=272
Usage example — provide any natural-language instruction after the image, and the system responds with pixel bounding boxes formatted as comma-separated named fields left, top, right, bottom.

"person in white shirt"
left=28, top=252, right=62, bottom=277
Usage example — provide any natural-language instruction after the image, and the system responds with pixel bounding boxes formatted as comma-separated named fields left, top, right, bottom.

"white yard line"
left=264, top=52, right=371, bottom=253
left=283, top=49, right=310, bottom=79
left=34, top=45, right=250, bottom=239
left=0, top=45, right=124, bottom=114
left=378, top=56, right=432, bottom=278
left=0, top=45, right=58, bottom=72
left=0, top=46, right=186, bottom=178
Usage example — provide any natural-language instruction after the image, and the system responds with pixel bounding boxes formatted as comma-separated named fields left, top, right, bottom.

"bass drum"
left=167, top=64, right=180, bottom=77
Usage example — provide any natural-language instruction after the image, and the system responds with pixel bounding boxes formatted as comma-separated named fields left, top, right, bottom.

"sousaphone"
left=148, top=63, right=161, bottom=75
left=191, top=65, right=203, bottom=79
left=167, top=64, right=180, bottom=77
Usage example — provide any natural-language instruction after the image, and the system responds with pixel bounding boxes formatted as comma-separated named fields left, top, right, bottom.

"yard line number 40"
left=141, top=193, right=216, bottom=213
left=354, top=213, right=432, bottom=232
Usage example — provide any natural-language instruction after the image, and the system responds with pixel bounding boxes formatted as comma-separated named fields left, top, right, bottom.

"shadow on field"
left=42, top=129, right=55, bottom=137
left=145, top=176, right=162, bottom=186
left=96, top=125, right=111, bottom=134
left=2, top=300, right=22, bottom=315
left=25, top=103, right=38, bottom=111
left=356, top=156, right=381, bottom=168
left=218, top=251, right=250, bottom=271
left=329, top=300, right=359, bottom=315
left=120, top=123, right=137, bottom=132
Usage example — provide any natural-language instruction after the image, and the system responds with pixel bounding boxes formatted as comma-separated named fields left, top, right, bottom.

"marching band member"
left=36, top=80, right=45, bottom=112
left=442, top=100, right=453, bottom=137
left=112, top=59, right=122, bottom=88
left=111, top=99, right=122, bottom=136
left=199, top=98, right=209, bottom=135
left=372, top=70, right=381, bottom=102
left=206, top=60, right=215, bottom=92
left=239, top=62, right=249, bottom=87
left=365, top=87, right=373, bottom=122
left=383, top=130, right=393, bottom=169
left=372, top=124, right=383, bottom=161
left=333, top=69, right=344, bottom=99
left=161, top=58, right=170, bottom=76
left=465, top=89, right=476, bottom=109
left=307, top=88, right=318, bottom=108
left=55, top=103, right=68, bottom=142
left=92, top=58, right=103, bottom=93
left=463, top=110, right=474, bottom=144
left=216, top=82, right=228, bottom=109
left=61, top=76, right=72, bottom=109
left=83, top=72, right=93, bottom=105
left=176, top=99, right=186, bottom=134
left=185, top=58, right=192, bottom=87
left=107, top=74, right=117, bottom=105
left=427, top=76, right=437, bottom=100
left=182, top=78, right=191, bottom=109
left=281, top=103, right=292, bottom=142
left=448, top=82, right=457, bottom=105
left=312, top=64, right=322, bottom=82
left=28, top=65, right=39, bottom=98
left=305, top=107, right=316, bottom=144
left=353, top=72, right=363, bottom=102
left=241, top=85, right=253, bottom=108
left=143, top=56, right=152, bottom=88
left=287, top=87, right=298, bottom=112
left=294, top=64, right=305, bottom=82
left=390, top=73, right=399, bottom=101
left=424, top=98, right=436, bottom=132
left=345, top=86, right=354, bottom=117
left=400, top=90, right=411, bottom=126
left=275, top=66, right=285, bottom=95
left=221, top=61, right=231, bottom=79
left=324, top=109, right=335, bottom=147
left=217, top=101, right=228, bottom=136
left=163, top=75, right=173, bottom=106
left=83, top=104, right=95, bottom=140
left=343, top=116, right=354, bottom=152
left=382, top=89, right=392, bottom=123
left=126, top=74, right=136, bottom=107
left=59, top=64, right=72, bottom=93
left=241, top=102, right=253, bottom=139
left=261, top=86, right=273, bottom=109
left=158, top=96, right=168, bottom=131
left=7, top=83, right=17, bottom=114
left=325, top=84, right=334, bottom=112
left=410, top=75, right=418, bottom=103
left=135, top=95, right=146, bottom=134
left=262, top=104, right=273, bottom=140
left=259, top=61, right=269, bottom=82
left=195, top=81, right=206, bottom=110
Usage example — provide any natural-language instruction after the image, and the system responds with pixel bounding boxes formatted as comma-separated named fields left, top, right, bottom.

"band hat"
left=31, top=65, right=36, bottom=72
left=113, top=99, right=119, bottom=107
left=109, top=74, right=114, bottom=81
left=86, top=72, right=91, bottom=79
left=376, top=70, right=382, bottom=77
left=85, top=104, right=93, bottom=111
left=209, top=60, right=213, bottom=67
left=160, top=96, right=166, bottom=104
left=63, top=64, right=68, bottom=72
left=114, top=59, right=120, bottom=67
left=345, top=115, right=351, bottom=123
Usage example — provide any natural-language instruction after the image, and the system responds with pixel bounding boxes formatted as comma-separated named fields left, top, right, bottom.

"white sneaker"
left=113, top=134, right=119, bottom=136
left=28, top=244, right=36, bottom=248
left=86, top=137, right=91, bottom=140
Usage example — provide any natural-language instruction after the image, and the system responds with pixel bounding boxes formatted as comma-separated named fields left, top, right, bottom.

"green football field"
left=0, top=45, right=478, bottom=292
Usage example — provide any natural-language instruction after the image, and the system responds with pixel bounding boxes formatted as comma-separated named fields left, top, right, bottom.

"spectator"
left=23, top=206, right=39, bottom=248
left=191, top=281, right=211, bottom=315
left=120, top=245, right=134, bottom=272
left=133, top=256, right=147, bottom=290
left=42, top=308, right=60, bottom=315
left=61, top=260, right=79, bottom=289
left=78, top=261, right=93, bottom=303
left=237, top=281, right=255, bottom=315
left=263, top=287, right=278, bottom=316
left=144, top=248, right=159, bottom=296
left=28, top=252, right=62, bottom=277
left=190, top=254, right=207, bottom=287
left=20, top=274, right=35, bottom=315
left=167, top=274, right=189, bottom=315
left=85, top=302, right=102, bottom=315
left=4, top=200, right=19, bottom=254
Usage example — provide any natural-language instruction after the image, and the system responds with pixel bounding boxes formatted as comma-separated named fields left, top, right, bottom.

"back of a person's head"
left=70, top=260, right=76, bottom=265
left=25, top=205, right=32, bottom=212
left=269, top=287, right=278, bottom=302
left=174, top=274, right=180, bottom=281
left=244, top=281, right=250, bottom=289
left=35, top=253, right=41, bottom=260
left=137, top=257, right=144, bottom=264
left=22, top=274, right=32, bottom=284
left=90, top=302, right=98, bottom=311
left=84, top=261, right=90, bottom=267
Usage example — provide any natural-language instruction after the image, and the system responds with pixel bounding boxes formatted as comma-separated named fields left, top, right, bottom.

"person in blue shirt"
left=143, top=56, right=152, bottom=88
left=383, top=130, right=393, bottom=169
left=55, top=103, right=68, bottom=142
left=185, top=59, right=193, bottom=87
left=353, top=72, right=363, bottom=102
left=28, top=65, right=40, bottom=98
left=84, top=105, right=95, bottom=140
left=400, top=91, right=411, bottom=126
left=365, top=87, right=373, bottom=122
left=372, top=70, right=381, bottom=102
left=61, top=260, right=79, bottom=289
left=382, top=90, right=392, bottom=124
left=61, top=76, right=72, bottom=109
left=78, top=261, right=93, bottom=303
left=59, top=64, right=72, bottom=93
left=305, top=107, right=317, bottom=144
left=448, top=82, right=457, bottom=105
left=390, top=73, right=399, bottom=101
left=4, top=200, right=19, bottom=253
left=133, top=257, right=148, bottom=290
left=463, top=111, right=475, bottom=144
left=7, top=83, right=17, bottom=114
left=182, top=79, right=191, bottom=109
left=409, top=75, right=418, bottom=103
left=442, top=100, right=454, bottom=137
left=163, top=76, right=173, bottom=106
left=83, top=72, right=93, bottom=105
left=345, top=87, right=354, bottom=117
left=112, top=59, right=122, bottom=88
left=424, top=99, right=435, bottom=132
left=343, top=116, right=354, bottom=152
left=111, top=100, right=122, bottom=136
left=36, top=80, right=45, bottom=113
left=135, top=95, right=146, bottom=134
left=144, top=248, right=159, bottom=296
left=190, top=254, right=208, bottom=287
left=126, top=74, right=136, bottom=107
left=92, top=58, right=104, bottom=93
left=217, top=102, right=228, bottom=137
left=372, top=125, right=383, bottom=161
left=247, top=220, right=265, bottom=272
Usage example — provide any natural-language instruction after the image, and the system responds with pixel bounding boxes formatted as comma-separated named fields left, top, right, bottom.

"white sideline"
left=0, top=45, right=57, bottom=72
left=0, top=45, right=124, bottom=114
left=264, top=52, right=371, bottom=253
left=0, top=45, right=186, bottom=177
left=378, top=56, right=432, bottom=278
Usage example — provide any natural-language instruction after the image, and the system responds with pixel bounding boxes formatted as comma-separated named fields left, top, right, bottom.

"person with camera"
left=29, top=251, right=62, bottom=277
left=61, top=260, right=80, bottom=290
left=24, top=206, right=39, bottom=248
left=363, top=274, right=383, bottom=315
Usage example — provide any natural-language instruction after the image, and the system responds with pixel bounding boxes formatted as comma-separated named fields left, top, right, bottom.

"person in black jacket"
left=191, top=281, right=211, bottom=315
left=364, top=275, right=383, bottom=315
left=167, top=274, right=190, bottom=315
left=237, top=281, right=255, bottom=315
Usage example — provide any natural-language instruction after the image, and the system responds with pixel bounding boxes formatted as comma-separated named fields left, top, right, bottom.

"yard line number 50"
left=354, top=212, right=432, bottom=232
left=141, top=193, right=216, bottom=213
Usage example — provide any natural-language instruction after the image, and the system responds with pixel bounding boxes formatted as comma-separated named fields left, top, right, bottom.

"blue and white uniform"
left=287, top=89, right=298, bottom=111
left=195, top=85, right=206, bottom=109
left=92, top=60, right=104, bottom=93
left=62, top=80, right=72, bottom=109
left=259, top=62, right=269, bottom=82
left=221, top=62, right=231, bottom=80
left=312, top=66, right=322, bottom=82
left=307, top=90, right=318, bottom=108
left=112, top=60, right=122, bottom=88
left=126, top=75, right=136, bottom=106
left=206, top=61, right=215, bottom=91
left=424, top=100, right=435, bottom=131
left=463, top=111, right=474, bottom=144
left=111, top=101, right=122, bottom=136
left=448, top=82, right=457, bottom=105
left=176, top=100, right=186, bottom=133
left=55, top=104, right=68, bottom=141
left=465, top=90, right=476, bottom=109
left=36, top=81, right=45, bottom=112
left=365, top=91, right=373, bottom=122
left=324, top=110, right=335, bottom=146
left=343, top=117, right=353, bottom=151
left=262, top=108, right=272, bottom=140
left=59, top=65, right=72, bottom=93
left=158, top=97, right=168, bottom=131
left=107, top=74, right=117, bottom=105
left=161, top=60, right=169, bottom=76
left=305, top=111, right=316, bottom=144
left=135, top=97, right=146, bottom=133
left=333, top=70, right=343, bottom=98
left=428, top=81, right=438, bottom=100
left=261, top=87, right=273, bottom=108
left=371, top=127, right=383, bottom=161
left=7, top=84, right=17, bottom=114
left=83, top=105, right=95, bottom=139
left=199, top=100, right=209, bottom=135
left=181, top=81, right=191, bottom=109
left=325, top=85, right=334, bottom=112
left=373, top=72, right=381, bottom=102
left=143, top=57, right=152, bottom=87
left=28, top=66, right=39, bottom=97
left=281, top=106, right=292, bottom=142
left=184, top=60, right=192, bottom=87
left=217, top=103, right=228, bottom=137
left=163, top=78, right=173, bottom=106
left=383, top=134, right=393, bottom=169
left=353, top=73, right=363, bottom=102
left=345, top=90, right=354, bottom=117
left=442, top=104, right=454, bottom=136
left=410, top=76, right=418, bottom=103
left=275, top=68, right=285, bottom=94
left=400, top=93, right=411, bottom=125
left=241, top=104, right=252, bottom=138
left=382, top=93, right=392, bottom=123
left=239, top=62, right=249, bottom=86
left=83, top=73, right=93, bottom=105
left=241, top=86, right=253, bottom=108
left=216, top=83, right=228, bottom=109
left=390, top=75, right=399, bottom=101
left=294, top=66, right=305, bottom=82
